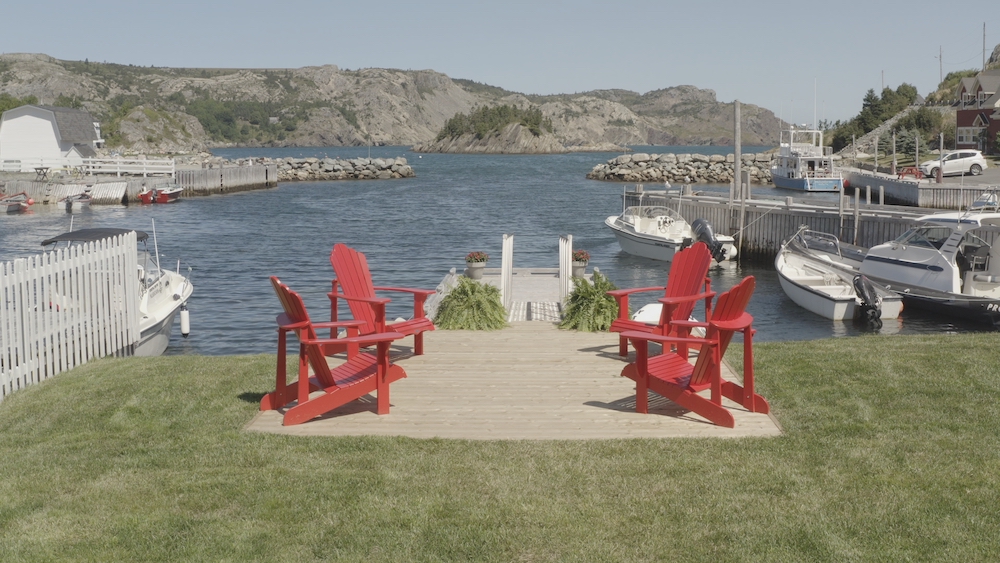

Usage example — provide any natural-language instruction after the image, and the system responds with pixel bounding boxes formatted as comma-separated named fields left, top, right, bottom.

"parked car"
left=919, top=150, right=988, bottom=177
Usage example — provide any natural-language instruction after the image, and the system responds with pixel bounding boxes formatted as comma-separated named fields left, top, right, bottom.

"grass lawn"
left=2, top=334, right=1000, bottom=561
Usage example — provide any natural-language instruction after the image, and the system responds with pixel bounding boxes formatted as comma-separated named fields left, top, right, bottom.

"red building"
left=956, top=69, right=1000, bottom=155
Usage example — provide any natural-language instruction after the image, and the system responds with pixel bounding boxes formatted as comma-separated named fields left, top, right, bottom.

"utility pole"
left=939, top=46, right=943, bottom=85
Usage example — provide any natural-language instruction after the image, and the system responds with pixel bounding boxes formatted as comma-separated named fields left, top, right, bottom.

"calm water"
left=0, top=146, right=987, bottom=356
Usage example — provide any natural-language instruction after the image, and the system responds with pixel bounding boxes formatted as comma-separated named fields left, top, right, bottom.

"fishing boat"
left=41, top=226, right=193, bottom=356
left=605, top=189, right=736, bottom=263
left=775, top=228, right=902, bottom=325
left=59, top=192, right=92, bottom=211
left=1, top=192, right=34, bottom=213
left=771, top=127, right=843, bottom=192
left=138, top=184, right=182, bottom=204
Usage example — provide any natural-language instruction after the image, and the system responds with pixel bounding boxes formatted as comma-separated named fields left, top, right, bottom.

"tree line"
left=436, top=105, right=554, bottom=141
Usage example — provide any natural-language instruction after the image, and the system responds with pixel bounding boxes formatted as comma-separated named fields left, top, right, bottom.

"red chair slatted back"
left=270, top=276, right=335, bottom=388
left=330, top=243, right=379, bottom=334
left=663, top=242, right=712, bottom=322
left=688, top=276, right=755, bottom=388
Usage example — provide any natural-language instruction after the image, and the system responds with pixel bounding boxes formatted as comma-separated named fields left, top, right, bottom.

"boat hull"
left=134, top=305, right=182, bottom=356
left=776, top=250, right=902, bottom=321
left=772, top=175, right=843, bottom=192
left=605, top=216, right=736, bottom=263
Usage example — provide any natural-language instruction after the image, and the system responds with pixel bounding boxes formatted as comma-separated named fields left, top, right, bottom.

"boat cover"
left=41, top=228, right=149, bottom=246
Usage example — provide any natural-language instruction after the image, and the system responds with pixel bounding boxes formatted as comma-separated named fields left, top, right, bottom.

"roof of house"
left=33, top=105, right=98, bottom=144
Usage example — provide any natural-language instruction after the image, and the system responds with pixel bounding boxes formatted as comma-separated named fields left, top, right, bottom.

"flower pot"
left=465, top=261, right=486, bottom=280
left=572, top=261, right=587, bottom=278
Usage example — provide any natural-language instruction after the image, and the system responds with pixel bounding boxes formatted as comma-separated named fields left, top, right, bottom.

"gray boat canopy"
left=41, top=228, right=149, bottom=246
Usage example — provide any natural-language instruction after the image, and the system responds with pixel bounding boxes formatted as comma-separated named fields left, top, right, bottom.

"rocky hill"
left=0, top=53, right=784, bottom=153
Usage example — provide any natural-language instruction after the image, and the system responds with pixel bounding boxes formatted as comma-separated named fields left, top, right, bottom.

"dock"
left=244, top=322, right=782, bottom=439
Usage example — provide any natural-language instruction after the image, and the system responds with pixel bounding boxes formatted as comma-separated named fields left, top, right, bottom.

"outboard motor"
left=852, top=274, right=883, bottom=330
left=691, top=218, right=728, bottom=263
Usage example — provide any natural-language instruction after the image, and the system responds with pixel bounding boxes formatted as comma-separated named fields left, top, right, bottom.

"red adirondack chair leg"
left=634, top=339, right=649, bottom=413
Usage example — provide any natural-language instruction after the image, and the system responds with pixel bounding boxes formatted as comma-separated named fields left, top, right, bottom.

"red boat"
left=1, top=191, right=34, bottom=213
left=137, top=185, right=182, bottom=204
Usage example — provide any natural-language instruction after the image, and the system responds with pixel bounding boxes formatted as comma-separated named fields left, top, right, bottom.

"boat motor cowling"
left=852, top=274, right=883, bottom=330
left=691, top=218, right=727, bottom=263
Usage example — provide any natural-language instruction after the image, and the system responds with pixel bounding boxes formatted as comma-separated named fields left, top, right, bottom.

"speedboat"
left=605, top=205, right=737, bottom=263
left=771, top=127, right=843, bottom=192
left=855, top=191, right=1000, bottom=328
left=41, top=226, right=193, bottom=356
left=138, top=184, right=182, bottom=204
left=2, top=192, right=34, bottom=213
left=775, top=228, right=902, bottom=325
left=59, top=192, right=92, bottom=211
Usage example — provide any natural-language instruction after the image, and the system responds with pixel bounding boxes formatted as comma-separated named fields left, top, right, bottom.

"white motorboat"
left=854, top=191, right=1000, bottom=328
left=2, top=192, right=34, bottom=213
left=776, top=228, right=902, bottom=325
left=41, top=226, right=193, bottom=356
left=605, top=203, right=737, bottom=263
left=771, top=128, right=844, bottom=192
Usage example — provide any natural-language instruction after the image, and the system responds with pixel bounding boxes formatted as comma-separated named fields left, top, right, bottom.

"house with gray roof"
left=0, top=105, right=104, bottom=171
left=956, top=69, right=1000, bottom=154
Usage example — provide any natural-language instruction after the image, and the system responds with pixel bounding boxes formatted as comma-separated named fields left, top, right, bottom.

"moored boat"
left=856, top=191, right=1000, bottom=328
left=59, top=192, right=92, bottom=211
left=2, top=192, right=34, bottom=213
left=605, top=203, right=737, bottom=263
left=776, top=228, right=901, bottom=325
left=771, top=127, right=843, bottom=192
left=138, top=184, right=182, bottom=204
left=41, top=226, right=193, bottom=356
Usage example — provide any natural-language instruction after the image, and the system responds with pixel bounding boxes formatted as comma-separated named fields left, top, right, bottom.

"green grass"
left=2, top=334, right=1000, bottom=561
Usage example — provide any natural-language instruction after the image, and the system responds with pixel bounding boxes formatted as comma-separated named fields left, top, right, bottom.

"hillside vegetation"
left=0, top=53, right=783, bottom=153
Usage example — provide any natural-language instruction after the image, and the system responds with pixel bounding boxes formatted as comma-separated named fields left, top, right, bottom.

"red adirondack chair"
left=619, top=276, right=769, bottom=428
left=262, top=276, right=408, bottom=426
left=607, top=241, right=715, bottom=357
left=329, top=243, right=435, bottom=357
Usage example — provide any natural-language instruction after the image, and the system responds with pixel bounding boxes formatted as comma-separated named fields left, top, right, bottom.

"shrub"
left=434, top=277, right=508, bottom=330
left=559, top=271, right=620, bottom=332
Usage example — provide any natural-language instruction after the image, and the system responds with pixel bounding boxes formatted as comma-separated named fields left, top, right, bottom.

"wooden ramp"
left=245, top=322, right=782, bottom=439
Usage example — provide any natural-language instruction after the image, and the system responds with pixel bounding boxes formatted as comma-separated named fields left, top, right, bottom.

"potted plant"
left=572, top=249, right=590, bottom=278
left=465, top=251, right=489, bottom=280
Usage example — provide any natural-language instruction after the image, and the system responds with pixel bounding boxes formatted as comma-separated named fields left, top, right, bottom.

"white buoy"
left=180, top=304, right=190, bottom=337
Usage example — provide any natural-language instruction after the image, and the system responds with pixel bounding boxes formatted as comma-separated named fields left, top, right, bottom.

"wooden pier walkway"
left=244, top=322, right=782, bottom=439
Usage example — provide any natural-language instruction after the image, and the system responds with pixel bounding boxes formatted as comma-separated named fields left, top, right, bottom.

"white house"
left=0, top=105, right=104, bottom=171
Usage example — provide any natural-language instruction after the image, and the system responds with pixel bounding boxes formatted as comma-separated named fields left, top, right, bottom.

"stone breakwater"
left=175, top=153, right=414, bottom=181
left=586, top=152, right=775, bottom=184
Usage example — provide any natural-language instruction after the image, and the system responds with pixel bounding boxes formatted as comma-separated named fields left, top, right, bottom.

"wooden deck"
left=244, top=322, right=782, bottom=439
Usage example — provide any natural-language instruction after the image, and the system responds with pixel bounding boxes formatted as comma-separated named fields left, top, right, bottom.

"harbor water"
left=0, top=146, right=987, bottom=356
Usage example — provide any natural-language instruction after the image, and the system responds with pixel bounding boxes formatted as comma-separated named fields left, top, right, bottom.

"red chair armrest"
left=373, top=286, right=436, bottom=297
left=332, top=292, right=391, bottom=306
left=312, top=320, right=366, bottom=330
left=607, top=286, right=664, bottom=297
left=620, top=330, right=716, bottom=348
left=303, top=331, right=405, bottom=347
left=658, top=291, right=715, bottom=306
left=710, top=313, right=754, bottom=332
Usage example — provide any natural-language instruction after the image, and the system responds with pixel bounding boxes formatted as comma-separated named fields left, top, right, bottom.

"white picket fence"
left=1, top=232, right=141, bottom=402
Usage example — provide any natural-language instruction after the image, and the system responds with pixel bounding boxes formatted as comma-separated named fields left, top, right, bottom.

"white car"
left=919, top=150, right=988, bottom=177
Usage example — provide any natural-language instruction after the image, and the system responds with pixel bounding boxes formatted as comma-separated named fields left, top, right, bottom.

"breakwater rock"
left=586, top=152, right=774, bottom=184
left=175, top=153, right=415, bottom=181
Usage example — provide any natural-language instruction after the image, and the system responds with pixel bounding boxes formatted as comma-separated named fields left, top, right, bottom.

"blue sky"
left=2, top=0, right=997, bottom=124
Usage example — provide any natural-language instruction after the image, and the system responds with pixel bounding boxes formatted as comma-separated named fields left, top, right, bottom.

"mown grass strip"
left=1, top=334, right=999, bottom=561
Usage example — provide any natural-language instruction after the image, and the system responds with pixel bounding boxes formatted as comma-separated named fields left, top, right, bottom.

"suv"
left=919, top=150, right=988, bottom=177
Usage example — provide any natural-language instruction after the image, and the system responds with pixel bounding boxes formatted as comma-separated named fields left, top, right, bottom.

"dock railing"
left=1, top=232, right=141, bottom=403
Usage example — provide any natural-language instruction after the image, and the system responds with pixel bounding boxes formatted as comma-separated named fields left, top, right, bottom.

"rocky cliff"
left=0, top=53, right=783, bottom=153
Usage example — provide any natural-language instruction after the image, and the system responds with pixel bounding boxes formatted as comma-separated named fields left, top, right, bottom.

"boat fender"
left=691, top=218, right=727, bottom=263
left=973, top=274, right=1000, bottom=284
left=180, top=304, right=190, bottom=337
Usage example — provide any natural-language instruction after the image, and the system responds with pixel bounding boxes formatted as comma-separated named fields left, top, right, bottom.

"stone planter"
left=465, top=261, right=486, bottom=280
left=572, top=261, right=587, bottom=278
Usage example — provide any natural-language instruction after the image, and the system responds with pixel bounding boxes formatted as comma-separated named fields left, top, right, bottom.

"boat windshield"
left=894, top=226, right=952, bottom=249
left=624, top=206, right=684, bottom=221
